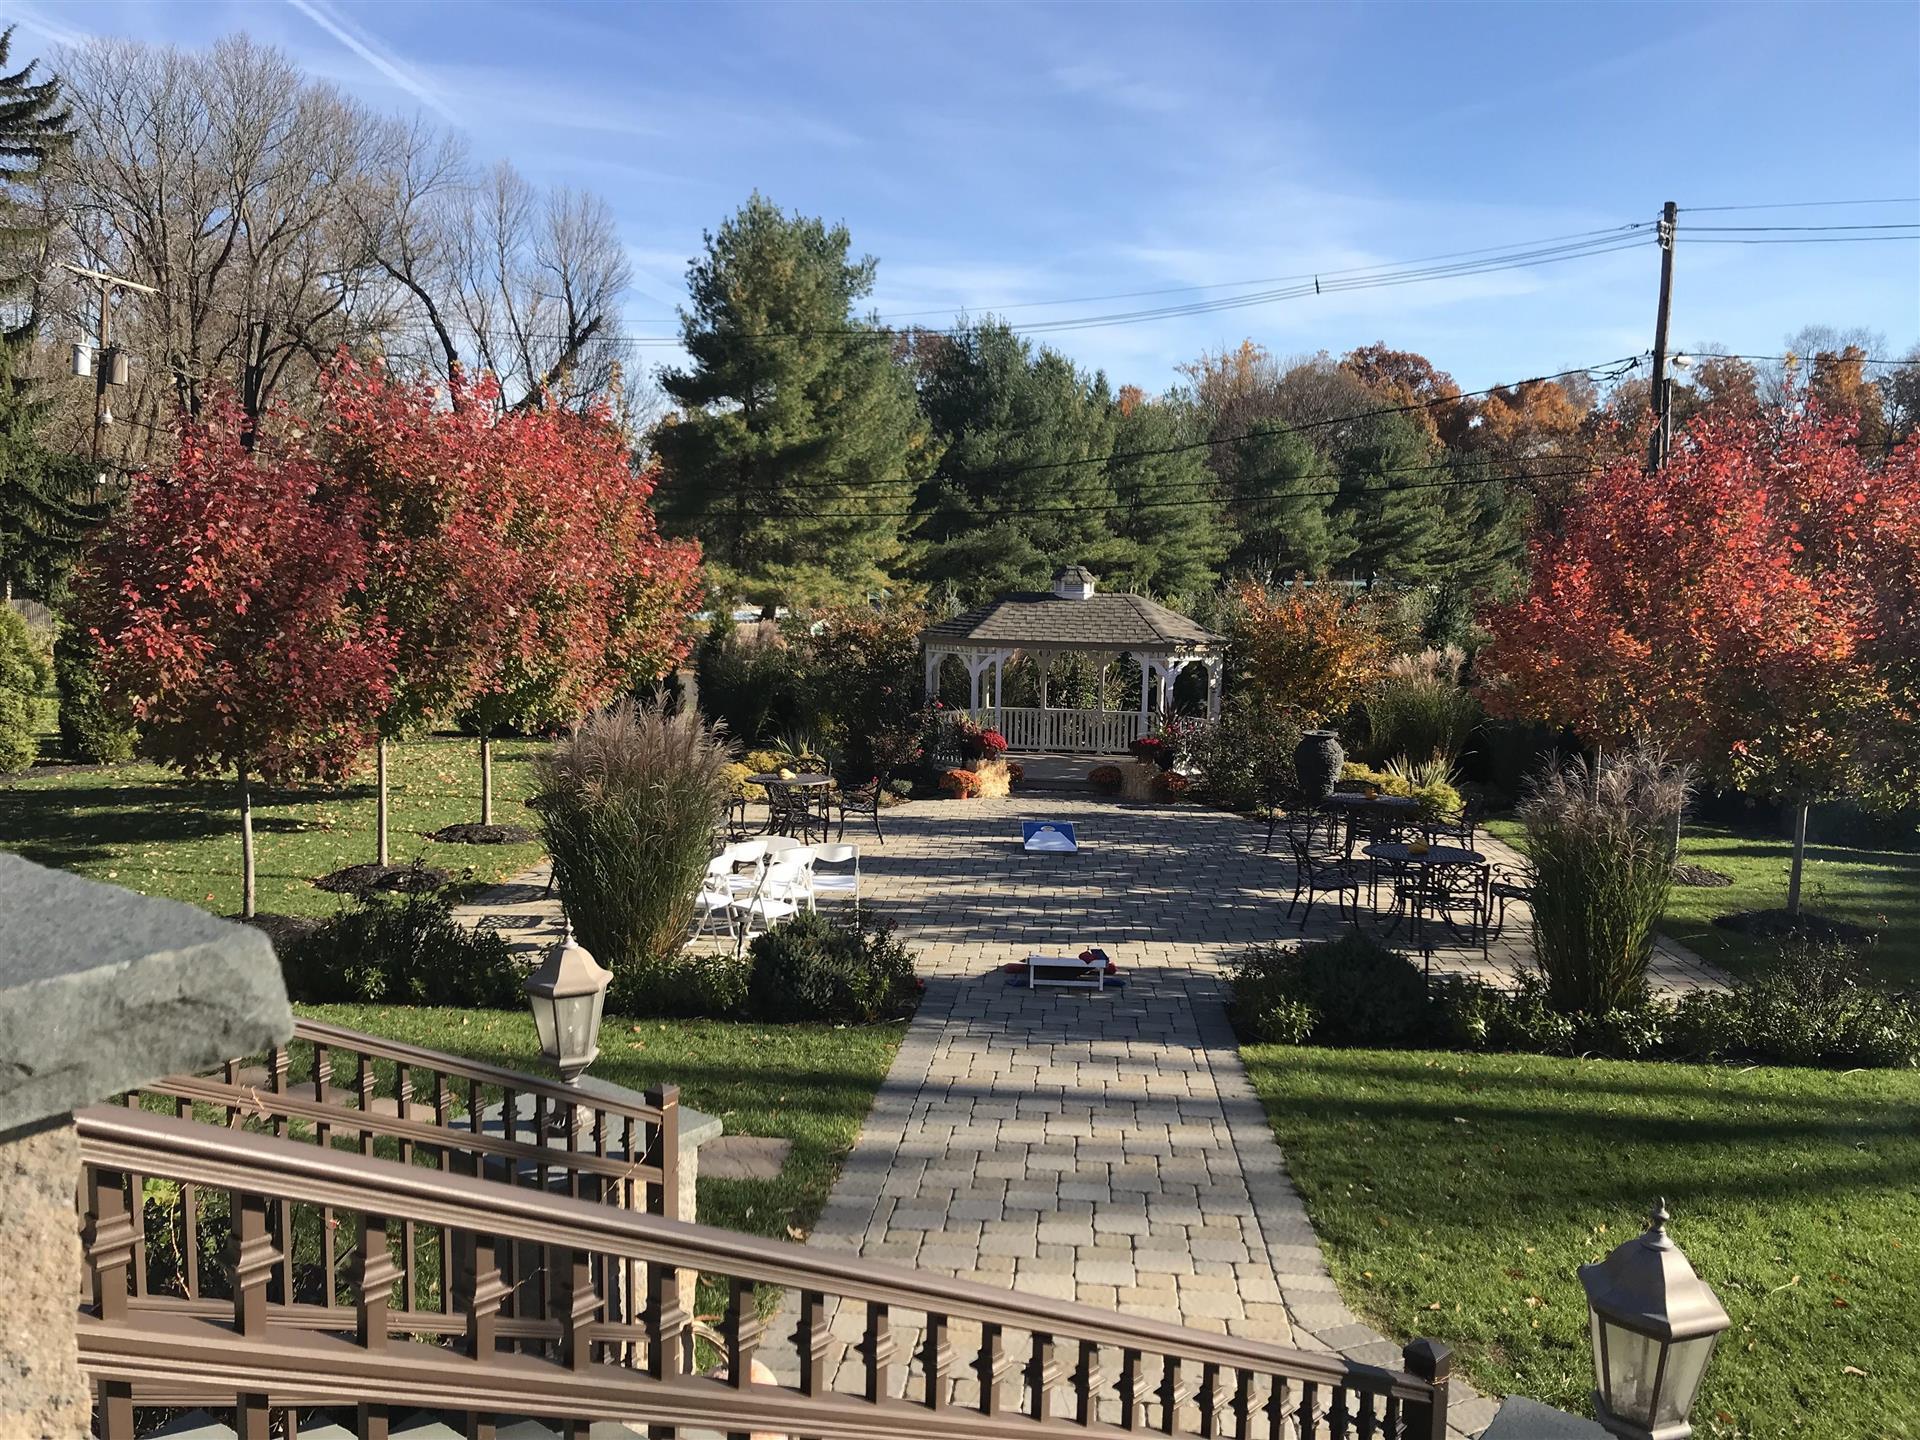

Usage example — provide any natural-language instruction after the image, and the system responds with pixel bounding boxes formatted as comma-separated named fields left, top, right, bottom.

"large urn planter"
left=1293, top=730, right=1345, bottom=802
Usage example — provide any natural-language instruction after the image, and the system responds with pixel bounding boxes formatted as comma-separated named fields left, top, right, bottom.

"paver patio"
left=460, top=791, right=1730, bottom=1433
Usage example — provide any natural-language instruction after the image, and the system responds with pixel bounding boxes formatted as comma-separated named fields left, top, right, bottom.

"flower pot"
left=1293, top=730, right=1345, bottom=802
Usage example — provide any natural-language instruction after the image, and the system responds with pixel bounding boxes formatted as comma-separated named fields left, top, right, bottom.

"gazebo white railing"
left=960, top=704, right=1147, bottom=754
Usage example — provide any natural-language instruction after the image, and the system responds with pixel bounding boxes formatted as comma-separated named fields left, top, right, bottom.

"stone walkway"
left=458, top=793, right=1730, bottom=1435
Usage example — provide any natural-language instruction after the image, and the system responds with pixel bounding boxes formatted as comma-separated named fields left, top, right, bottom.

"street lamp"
left=1579, top=1201, right=1730, bottom=1440
left=523, top=918, right=611, bottom=1085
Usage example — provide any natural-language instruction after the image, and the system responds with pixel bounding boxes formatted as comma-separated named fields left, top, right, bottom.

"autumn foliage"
left=1231, top=579, right=1390, bottom=724
left=84, top=359, right=703, bottom=908
left=85, top=395, right=395, bottom=785
left=1481, top=407, right=1920, bottom=814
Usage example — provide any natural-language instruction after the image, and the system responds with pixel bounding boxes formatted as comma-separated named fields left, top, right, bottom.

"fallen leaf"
left=785, top=1224, right=807, bottom=1241
left=1844, top=1366, right=1870, bottom=1377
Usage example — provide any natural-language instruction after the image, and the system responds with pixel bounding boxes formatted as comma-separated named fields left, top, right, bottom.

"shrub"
left=0, top=605, right=50, bottom=773
left=1361, top=672, right=1480, bottom=767
left=1189, top=698, right=1302, bottom=812
left=608, top=948, right=751, bottom=1018
left=721, top=761, right=764, bottom=801
left=1340, top=759, right=1463, bottom=820
left=1668, top=941, right=1919, bottom=1068
left=940, top=767, right=982, bottom=798
left=1154, top=770, right=1192, bottom=799
left=1231, top=579, right=1391, bottom=723
left=693, top=617, right=808, bottom=744
left=1229, top=932, right=1431, bottom=1046
left=280, top=892, right=522, bottom=1007
left=803, top=602, right=926, bottom=778
left=1088, top=764, right=1123, bottom=793
left=54, top=621, right=136, bottom=763
left=1520, top=749, right=1689, bottom=1014
left=744, top=748, right=783, bottom=775
left=745, top=911, right=920, bottom=1023
left=534, top=700, right=734, bottom=1009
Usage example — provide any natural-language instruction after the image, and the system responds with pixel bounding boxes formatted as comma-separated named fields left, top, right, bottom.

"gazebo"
left=920, top=566, right=1224, bottom=753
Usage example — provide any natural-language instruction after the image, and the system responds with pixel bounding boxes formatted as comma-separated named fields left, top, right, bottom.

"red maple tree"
left=1481, top=407, right=1918, bottom=913
left=82, top=395, right=396, bottom=916
left=465, top=400, right=702, bottom=822
left=315, top=358, right=526, bottom=862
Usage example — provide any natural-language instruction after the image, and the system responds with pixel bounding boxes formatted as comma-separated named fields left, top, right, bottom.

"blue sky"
left=14, top=0, right=1920, bottom=392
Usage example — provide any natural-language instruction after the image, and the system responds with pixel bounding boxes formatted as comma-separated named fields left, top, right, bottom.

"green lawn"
left=1244, top=1046, right=1920, bottom=1439
left=1486, top=818, right=1920, bottom=986
left=299, top=1003, right=904, bottom=1249
left=0, top=734, right=550, bottom=917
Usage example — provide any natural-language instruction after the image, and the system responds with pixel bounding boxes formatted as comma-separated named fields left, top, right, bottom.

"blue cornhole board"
left=1022, top=820, right=1078, bottom=853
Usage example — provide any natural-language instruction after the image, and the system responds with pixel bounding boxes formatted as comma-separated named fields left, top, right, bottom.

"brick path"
left=461, top=793, right=1730, bottom=1434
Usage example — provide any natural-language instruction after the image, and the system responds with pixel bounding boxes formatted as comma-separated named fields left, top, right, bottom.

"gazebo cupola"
left=920, top=566, right=1223, bottom=754
left=1053, top=564, right=1096, bottom=601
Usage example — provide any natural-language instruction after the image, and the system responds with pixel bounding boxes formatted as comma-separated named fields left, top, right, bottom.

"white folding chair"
left=807, top=843, right=860, bottom=912
left=690, top=855, right=738, bottom=945
left=734, top=858, right=810, bottom=953
left=717, top=838, right=768, bottom=899
left=760, top=834, right=808, bottom=861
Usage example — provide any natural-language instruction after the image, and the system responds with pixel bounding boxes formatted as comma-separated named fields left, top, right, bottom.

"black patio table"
left=1322, top=791, right=1423, bottom=851
left=748, top=772, right=834, bottom=841
left=1362, top=840, right=1488, bottom=944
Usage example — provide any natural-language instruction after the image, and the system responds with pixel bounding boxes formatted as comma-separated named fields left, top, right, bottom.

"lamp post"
left=523, top=919, right=612, bottom=1085
left=1579, top=1201, right=1730, bottom=1440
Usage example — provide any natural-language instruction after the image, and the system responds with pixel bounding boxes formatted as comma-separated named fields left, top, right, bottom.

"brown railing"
left=111, top=1017, right=679, bottom=1389
left=78, top=1095, right=1451, bottom=1439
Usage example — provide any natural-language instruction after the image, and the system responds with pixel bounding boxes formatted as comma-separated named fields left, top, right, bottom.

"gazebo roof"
left=922, top=589, right=1220, bottom=653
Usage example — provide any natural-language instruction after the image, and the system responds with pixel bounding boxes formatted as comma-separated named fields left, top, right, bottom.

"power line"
left=1685, top=235, right=1920, bottom=245
left=868, top=222, right=1653, bottom=321
left=1677, top=222, right=1920, bottom=232
left=1678, top=197, right=1920, bottom=213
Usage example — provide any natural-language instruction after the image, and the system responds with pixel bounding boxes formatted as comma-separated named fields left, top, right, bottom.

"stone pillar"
left=0, top=855, right=293, bottom=1438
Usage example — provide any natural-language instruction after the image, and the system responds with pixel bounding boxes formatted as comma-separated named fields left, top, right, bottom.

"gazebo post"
left=1206, top=658, right=1223, bottom=720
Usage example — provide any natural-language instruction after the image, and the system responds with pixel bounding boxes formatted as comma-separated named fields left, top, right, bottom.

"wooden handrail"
left=77, top=1104, right=1445, bottom=1417
left=287, top=1017, right=668, bottom=1123
left=137, top=1072, right=664, bottom=1186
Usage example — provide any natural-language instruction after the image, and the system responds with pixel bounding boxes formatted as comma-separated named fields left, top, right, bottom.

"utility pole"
left=63, top=263, right=156, bottom=463
left=1646, top=200, right=1678, bottom=470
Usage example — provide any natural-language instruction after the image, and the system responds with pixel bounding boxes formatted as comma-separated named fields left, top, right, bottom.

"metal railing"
left=80, top=1021, right=1452, bottom=1439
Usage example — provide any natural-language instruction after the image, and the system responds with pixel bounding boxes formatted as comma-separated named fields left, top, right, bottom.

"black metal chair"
left=1283, top=830, right=1361, bottom=929
left=834, top=777, right=886, bottom=844
left=1481, top=862, right=1535, bottom=955
left=1424, top=795, right=1485, bottom=851
left=767, top=785, right=828, bottom=844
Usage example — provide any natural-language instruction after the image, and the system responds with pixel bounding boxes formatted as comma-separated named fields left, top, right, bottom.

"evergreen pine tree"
left=1225, top=425, right=1349, bottom=577
left=0, top=28, right=93, bottom=603
left=912, top=320, right=1117, bottom=603
left=1333, top=412, right=1456, bottom=582
left=1105, top=394, right=1226, bottom=599
left=652, top=194, right=930, bottom=608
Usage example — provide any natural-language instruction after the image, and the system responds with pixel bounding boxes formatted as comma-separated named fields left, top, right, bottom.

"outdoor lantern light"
left=1579, top=1200, right=1730, bottom=1440
left=523, top=918, right=611, bottom=1084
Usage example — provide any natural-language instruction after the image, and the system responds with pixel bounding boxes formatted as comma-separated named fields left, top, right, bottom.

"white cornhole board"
left=1022, top=820, right=1078, bottom=853
left=1026, top=953, right=1105, bottom=990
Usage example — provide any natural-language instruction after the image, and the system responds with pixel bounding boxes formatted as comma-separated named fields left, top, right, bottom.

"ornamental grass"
left=1519, top=748, right=1691, bottom=1014
left=534, top=699, right=734, bottom=998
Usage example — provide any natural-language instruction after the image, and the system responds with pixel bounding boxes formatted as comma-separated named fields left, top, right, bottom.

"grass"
left=1242, top=1045, right=1920, bottom=1439
left=0, top=734, right=551, bottom=917
left=298, top=1003, right=904, bottom=1249
left=1486, top=818, right=1919, bottom=987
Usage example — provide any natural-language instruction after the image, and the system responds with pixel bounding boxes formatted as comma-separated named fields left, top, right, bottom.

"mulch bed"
left=235, top=912, right=325, bottom=951
left=1671, top=862, right=1735, bottom=887
left=1712, top=909, right=1875, bottom=944
left=427, top=822, right=535, bottom=845
left=312, top=861, right=452, bottom=896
